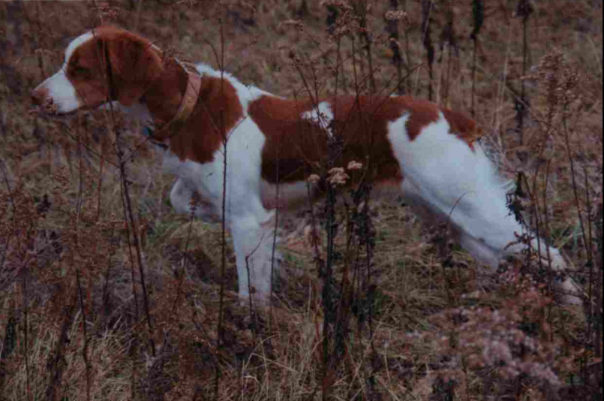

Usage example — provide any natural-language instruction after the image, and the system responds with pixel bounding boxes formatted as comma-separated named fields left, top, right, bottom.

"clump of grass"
left=0, top=1, right=601, bottom=400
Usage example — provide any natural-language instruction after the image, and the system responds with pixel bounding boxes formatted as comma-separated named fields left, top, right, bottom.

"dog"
left=31, top=27, right=582, bottom=307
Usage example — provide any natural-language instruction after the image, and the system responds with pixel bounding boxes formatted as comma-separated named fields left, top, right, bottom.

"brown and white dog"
left=31, top=27, right=581, bottom=306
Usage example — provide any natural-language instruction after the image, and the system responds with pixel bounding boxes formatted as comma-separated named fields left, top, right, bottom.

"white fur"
left=33, top=43, right=582, bottom=307
left=35, top=70, right=81, bottom=113
left=390, top=113, right=581, bottom=305
left=165, top=65, right=279, bottom=303
left=195, top=63, right=274, bottom=111
left=65, top=32, right=94, bottom=64
left=300, top=101, right=335, bottom=138
left=32, top=32, right=94, bottom=113
left=392, top=113, right=522, bottom=261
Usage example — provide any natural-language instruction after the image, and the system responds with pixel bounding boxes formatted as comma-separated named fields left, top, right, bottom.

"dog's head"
left=31, top=27, right=164, bottom=115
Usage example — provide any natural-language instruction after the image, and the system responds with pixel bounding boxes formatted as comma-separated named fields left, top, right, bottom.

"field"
left=0, top=1, right=602, bottom=400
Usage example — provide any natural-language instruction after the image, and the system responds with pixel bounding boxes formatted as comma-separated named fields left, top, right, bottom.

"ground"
left=0, top=1, right=602, bottom=400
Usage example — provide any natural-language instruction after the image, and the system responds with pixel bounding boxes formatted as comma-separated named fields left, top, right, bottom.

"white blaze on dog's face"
left=31, top=28, right=164, bottom=114
left=31, top=32, right=95, bottom=114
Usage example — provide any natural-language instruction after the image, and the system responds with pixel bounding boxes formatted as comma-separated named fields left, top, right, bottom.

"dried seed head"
left=347, top=160, right=363, bottom=171
left=307, top=174, right=321, bottom=184
left=327, top=167, right=349, bottom=186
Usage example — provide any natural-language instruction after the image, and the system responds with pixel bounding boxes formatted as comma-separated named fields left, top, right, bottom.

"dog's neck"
left=123, top=56, right=245, bottom=163
left=139, top=58, right=191, bottom=132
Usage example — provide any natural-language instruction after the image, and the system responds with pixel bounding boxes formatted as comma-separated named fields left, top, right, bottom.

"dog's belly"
left=260, top=180, right=315, bottom=211
left=260, top=177, right=405, bottom=212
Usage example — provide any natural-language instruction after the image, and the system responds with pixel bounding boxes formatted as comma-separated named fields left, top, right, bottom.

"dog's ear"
left=103, top=33, right=164, bottom=106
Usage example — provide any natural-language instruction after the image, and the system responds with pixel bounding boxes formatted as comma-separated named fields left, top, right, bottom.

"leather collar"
left=149, top=59, right=201, bottom=143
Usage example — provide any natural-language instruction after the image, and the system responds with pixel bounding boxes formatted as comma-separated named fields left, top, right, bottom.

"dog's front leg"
left=229, top=210, right=277, bottom=306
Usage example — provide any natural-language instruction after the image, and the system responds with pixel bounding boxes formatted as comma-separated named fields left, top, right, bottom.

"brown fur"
left=49, top=27, right=481, bottom=177
left=442, top=108, right=483, bottom=150
left=170, top=74, right=244, bottom=164
left=65, top=27, right=165, bottom=109
left=249, top=95, right=405, bottom=185
left=56, top=27, right=244, bottom=165
left=144, top=60, right=244, bottom=164
left=249, top=94, right=478, bottom=186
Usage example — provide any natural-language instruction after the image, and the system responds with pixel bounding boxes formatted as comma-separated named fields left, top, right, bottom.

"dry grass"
left=0, top=0, right=602, bottom=400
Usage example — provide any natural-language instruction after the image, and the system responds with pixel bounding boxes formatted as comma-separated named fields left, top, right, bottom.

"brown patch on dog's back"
left=249, top=95, right=326, bottom=183
left=442, top=108, right=483, bottom=150
left=250, top=95, right=409, bottom=186
left=249, top=94, right=466, bottom=186
left=391, top=96, right=441, bottom=141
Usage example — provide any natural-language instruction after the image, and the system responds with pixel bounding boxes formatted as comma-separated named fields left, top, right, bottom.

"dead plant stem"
left=21, top=275, right=32, bottom=401
left=215, top=17, right=227, bottom=401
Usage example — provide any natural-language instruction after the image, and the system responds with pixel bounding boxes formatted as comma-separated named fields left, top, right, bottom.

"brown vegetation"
left=1, top=1, right=602, bottom=400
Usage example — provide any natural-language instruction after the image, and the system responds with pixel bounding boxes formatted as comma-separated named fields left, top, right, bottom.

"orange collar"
left=150, top=59, right=201, bottom=141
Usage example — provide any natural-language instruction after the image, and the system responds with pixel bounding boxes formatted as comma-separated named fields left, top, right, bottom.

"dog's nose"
left=31, top=87, right=47, bottom=106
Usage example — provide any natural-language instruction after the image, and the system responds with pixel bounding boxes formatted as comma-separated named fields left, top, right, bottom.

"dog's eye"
left=73, top=66, right=90, bottom=77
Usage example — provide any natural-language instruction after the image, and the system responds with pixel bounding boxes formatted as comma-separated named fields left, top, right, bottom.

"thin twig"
left=214, top=17, right=228, bottom=401
left=170, top=199, right=198, bottom=315
left=98, top=31, right=155, bottom=356
left=76, top=268, right=92, bottom=401
left=21, top=274, right=32, bottom=401
left=470, top=0, right=484, bottom=117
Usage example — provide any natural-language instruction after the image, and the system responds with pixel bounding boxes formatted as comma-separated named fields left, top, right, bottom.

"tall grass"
left=0, top=0, right=601, bottom=400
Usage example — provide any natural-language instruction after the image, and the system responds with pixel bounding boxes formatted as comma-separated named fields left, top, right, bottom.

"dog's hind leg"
left=390, top=114, right=582, bottom=305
